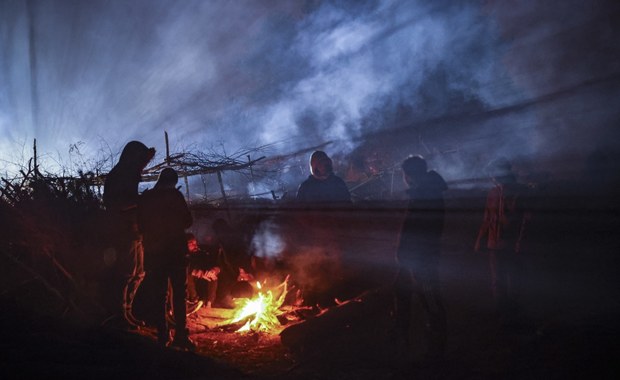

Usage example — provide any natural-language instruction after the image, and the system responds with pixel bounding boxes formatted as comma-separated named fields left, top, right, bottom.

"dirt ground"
left=2, top=196, right=619, bottom=379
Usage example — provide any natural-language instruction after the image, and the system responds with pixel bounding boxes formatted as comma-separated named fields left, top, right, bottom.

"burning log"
left=220, top=315, right=256, bottom=333
left=279, top=286, right=395, bottom=355
left=222, top=276, right=290, bottom=334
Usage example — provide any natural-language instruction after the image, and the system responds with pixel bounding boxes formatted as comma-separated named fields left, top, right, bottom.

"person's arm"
left=176, top=191, right=193, bottom=229
left=337, top=177, right=352, bottom=203
left=514, top=187, right=532, bottom=253
left=474, top=192, right=492, bottom=252
left=296, top=182, right=306, bottom=202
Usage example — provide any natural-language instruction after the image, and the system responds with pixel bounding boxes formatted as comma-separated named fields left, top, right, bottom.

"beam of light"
left=1, top=0, right=617, bottom=191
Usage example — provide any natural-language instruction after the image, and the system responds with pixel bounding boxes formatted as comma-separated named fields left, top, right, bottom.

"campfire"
left=226, top=276, right=290, bottom=333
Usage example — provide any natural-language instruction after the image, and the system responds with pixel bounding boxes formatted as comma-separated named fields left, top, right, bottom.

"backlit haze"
left=1, top=0, right=619, bottom=198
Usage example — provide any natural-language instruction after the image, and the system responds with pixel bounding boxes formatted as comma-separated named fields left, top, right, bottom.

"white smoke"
left=1, top=0, right=618, bottom=187
left=251, top=219, right=286, bottom=260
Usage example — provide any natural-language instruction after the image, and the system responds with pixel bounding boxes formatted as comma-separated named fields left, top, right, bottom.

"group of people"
left=295, top=150, right=530, bottom=366
left=102, top=140, right=530, bottom=361
left=102, top=141, right=255, bottom=351
left=102, top=141, right=195, bottom=349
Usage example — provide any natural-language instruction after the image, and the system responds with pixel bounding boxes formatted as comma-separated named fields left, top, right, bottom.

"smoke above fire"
left=1, top=0, right=618, bottom=191
left=251, top=219, right=285, bottom=260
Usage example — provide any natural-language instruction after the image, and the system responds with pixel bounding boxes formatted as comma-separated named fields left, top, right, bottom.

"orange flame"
left=229, top=276, right=289, bottom=333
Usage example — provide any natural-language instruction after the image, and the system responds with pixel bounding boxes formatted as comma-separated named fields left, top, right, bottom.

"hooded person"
left=294, top=151, right=352, bottom=308
left=296, top=150, right=351, bottom=204
left=102, top=140, right=155, bottom=329
left=137, top=167, right=195, bottom=350
left=394, top=155, right=448, bottom=365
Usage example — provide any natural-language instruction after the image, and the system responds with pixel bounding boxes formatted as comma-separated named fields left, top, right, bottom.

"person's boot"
left=168, top=329, right=196, bottom=351
left=124, top=306, right=146, bottom=328
left=157, top=328, right=170, bottom=348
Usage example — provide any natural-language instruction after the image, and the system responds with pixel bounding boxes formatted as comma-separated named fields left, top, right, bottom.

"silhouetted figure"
left=102, top=140, right=155, bottom=329
left=212, top=218, right=254, bottom=307
left=475, top=158, right=530, bottom=324
left=394, top=155, right=447, bottom=365
left=296, top=150, right=351, bottom=204
left=138, top=168, right=195, bottom=350
left=294, top=151, right=352, bottom=308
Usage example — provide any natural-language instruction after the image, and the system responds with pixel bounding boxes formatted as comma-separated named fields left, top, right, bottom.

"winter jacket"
left=396, top=170, right=447, bottom=265
left=296, top=174, right=352, bottom=203
left=477, top=180, right=529, bottom=253
left=137, top=187, right=193, bottom=269
left=103, top=141, right=155, bottom=213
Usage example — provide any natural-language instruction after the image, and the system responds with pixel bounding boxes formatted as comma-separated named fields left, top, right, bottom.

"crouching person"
left=187, top=232, right=220, bottom=311
left=138, top=168, right=195, bottom=350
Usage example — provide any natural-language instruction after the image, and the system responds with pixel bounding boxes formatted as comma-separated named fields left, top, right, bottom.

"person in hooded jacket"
left=103, top=140, right=155, bottom=329
left=295, top=151, right=352, bottom=307
left=394, top=155, right=448, bottom=365
left=138, top=168, right=195, bottom=350
left=296, top=150, right=351, bottom=204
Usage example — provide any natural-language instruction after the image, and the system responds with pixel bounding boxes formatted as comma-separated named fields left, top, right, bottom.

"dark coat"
left=103, top=141, right=155, bottom=240
left=103, top=141, right=155, bottom=213
left=137, top=187, right=192, bottom=269
left=478, top=180, right=529, bottom=253
left=296, top=174, right=352, bottom=203
left=189, top=244, right=221, bottom=271
left=396, top=170, right=447, bottom=267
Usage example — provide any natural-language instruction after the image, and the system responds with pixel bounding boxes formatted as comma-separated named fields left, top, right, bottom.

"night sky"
left=1, top=0, right=619, bottom=194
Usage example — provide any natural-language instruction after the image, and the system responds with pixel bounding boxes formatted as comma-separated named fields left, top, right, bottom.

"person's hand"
left=205, top=267, right=220, bottom=281
left=191, top=269, right=204, bottom=278
left=237, top=267, right=254, bottom=282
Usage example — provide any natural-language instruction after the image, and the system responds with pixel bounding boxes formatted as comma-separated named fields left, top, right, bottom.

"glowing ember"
left=228, top=276, right=289, bottom=333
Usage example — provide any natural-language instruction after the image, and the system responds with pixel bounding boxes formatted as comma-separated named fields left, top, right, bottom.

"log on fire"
left=279, top=286, right=395, bottom=354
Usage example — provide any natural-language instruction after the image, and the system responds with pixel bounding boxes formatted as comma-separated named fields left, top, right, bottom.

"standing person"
left=475, top=158, right=530, bottom=324
left=295, top=150, right=352, bottom=308
left=138, top=168, right=195, bottom=350
left=394, top=155, right=448, bottom=365
left=103, top=140, right=155, bottom=329
left=296, top=150, right=351, bottom=203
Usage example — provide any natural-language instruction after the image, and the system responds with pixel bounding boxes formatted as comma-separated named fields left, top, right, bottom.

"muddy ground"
left=2, top=195, right=619, bottom=379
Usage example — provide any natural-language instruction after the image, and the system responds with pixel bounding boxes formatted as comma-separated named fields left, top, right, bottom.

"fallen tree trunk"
left=279, top=286, right=395, bottom=356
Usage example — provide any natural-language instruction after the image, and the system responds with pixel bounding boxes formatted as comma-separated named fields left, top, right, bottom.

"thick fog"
left=1, top=0, right=619, bottom=195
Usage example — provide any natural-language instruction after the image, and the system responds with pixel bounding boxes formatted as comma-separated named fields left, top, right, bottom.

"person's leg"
left=104, top=235, right=138, bottom=328
left=148, top=268, right=169, bottom=345
left=187, top=278, right=206, bottom=315
left=187, top=267, right=198, bottom=302
left=206, top=280, right=217, bottom=307
left=169, top=265, right=194, bottom=349
left=123, top=239, right=145, bottom=326
left=504, top=252, right=522, bottom=319
left=494, top=250, right=511, bottom=320
left=490, top=249, right=512, bottom=319
left=394, top=266, right=413, bottom=346
left=420, top=265, right=446, bottom=362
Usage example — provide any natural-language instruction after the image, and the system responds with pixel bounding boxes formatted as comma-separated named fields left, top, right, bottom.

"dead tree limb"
left=1, top=250, right=88, bottom=319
